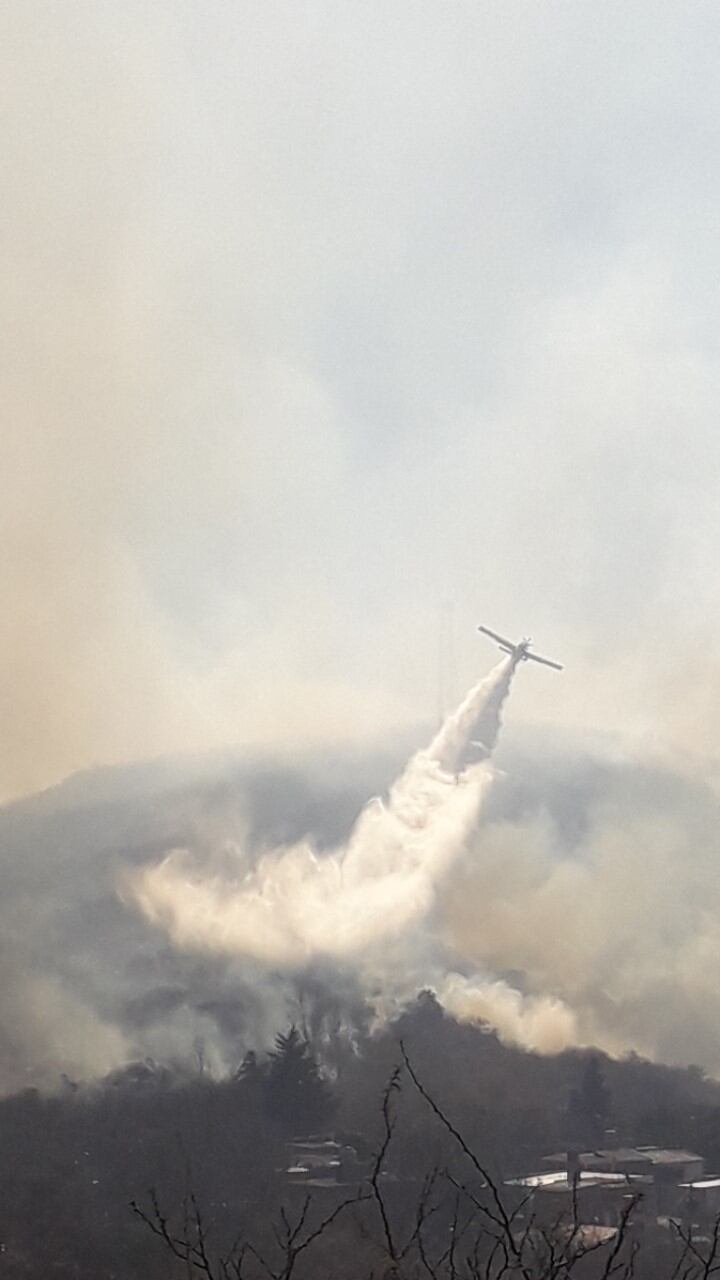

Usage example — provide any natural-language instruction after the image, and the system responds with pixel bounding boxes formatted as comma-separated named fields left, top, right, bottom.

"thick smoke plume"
left=5, top=669, right=720, bottom=1088
left=129, top=659, right=579, bottom=1055
left=438, top=973, right=579, bottom=1057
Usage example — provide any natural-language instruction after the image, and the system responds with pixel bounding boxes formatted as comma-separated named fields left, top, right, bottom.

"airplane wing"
left=526, top=652, right=563, bottom=671
left=478, top=625, right=515, bottom=648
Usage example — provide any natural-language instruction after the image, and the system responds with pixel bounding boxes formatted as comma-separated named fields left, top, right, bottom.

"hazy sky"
left=5, top=1, right=720, bottom=798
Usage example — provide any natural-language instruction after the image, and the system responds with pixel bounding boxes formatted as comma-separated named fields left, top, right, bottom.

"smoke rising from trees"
left=122, top=663, right=588, bottom=1059
left=3, top=681, right=720, bottom=1088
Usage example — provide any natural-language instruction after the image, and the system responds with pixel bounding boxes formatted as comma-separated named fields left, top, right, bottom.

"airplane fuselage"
left=497, top=637, right=532, bottom=660
left=478, top=625, right=563, bottom=671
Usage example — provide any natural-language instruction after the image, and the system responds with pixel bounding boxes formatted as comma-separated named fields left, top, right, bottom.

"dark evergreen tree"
left=235, top=1050, right=263, bottom=1084
left=264, top=1025, right=334, bottom=1133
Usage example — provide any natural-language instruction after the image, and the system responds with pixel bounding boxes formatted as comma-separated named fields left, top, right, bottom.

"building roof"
left=636, top=1148, right=703, bottom=1166
left=507, top=1171, right=644, bottom=1192
left=542, top=1149, right=647, bottom=1168
left=584, top=1149, right=650, bottom=1167
left=286, top=1155, right=341, bottom=1172
left=514, top=1225, right=619, bottom=1249
left=287, top=1139, right=343, bottom=1151
left=543, top=1147, right=703, bottom=1170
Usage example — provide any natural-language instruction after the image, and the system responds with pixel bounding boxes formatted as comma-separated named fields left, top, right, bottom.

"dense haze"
left=5, top=2, right=720, bottom=1087
left=6, top=1, right=720, bottom=797
left=4, top=660, right=720, bottom=1090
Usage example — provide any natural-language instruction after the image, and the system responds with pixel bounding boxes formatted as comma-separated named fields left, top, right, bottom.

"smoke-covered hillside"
left=3, top=661, right=720, bottom=1095
left=0, top=738, right=407, bottom=1091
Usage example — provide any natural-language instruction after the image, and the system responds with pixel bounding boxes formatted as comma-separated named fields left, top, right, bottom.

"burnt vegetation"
left=4, top=994, right=720, bottom=1278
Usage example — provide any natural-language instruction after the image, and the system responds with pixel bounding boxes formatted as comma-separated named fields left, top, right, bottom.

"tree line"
left=3, top=993, right=720, bottom=1277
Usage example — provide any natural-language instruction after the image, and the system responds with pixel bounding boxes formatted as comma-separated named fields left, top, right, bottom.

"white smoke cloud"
left=128, top=662, right=513, bottom=964
left=0, top=968, right=131, bottom=1092
left=129, top=658, right=584, bottom=1056
left=438, top=973, right=579, bottom=1056
left=434, top=748, right=720, bottom=1068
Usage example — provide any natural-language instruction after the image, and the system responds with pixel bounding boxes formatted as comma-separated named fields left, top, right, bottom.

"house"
left=283, top=1137, right=366, bottom=1188
left=505, top=1169, right=653, bottom=1228
left=677, top=1178, right=720, bottom=1225
left=539, top=1147, right=705, bottom=1216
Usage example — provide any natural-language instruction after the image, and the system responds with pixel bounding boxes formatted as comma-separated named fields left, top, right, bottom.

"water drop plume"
left=129, top=660, right=517, bottom=966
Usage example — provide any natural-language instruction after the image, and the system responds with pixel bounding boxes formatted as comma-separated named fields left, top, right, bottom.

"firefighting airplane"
left=478, top=625, right=563, bottom=671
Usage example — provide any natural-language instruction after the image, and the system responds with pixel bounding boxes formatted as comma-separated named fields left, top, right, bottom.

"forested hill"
left=3, top=991, right=720, bottom=1279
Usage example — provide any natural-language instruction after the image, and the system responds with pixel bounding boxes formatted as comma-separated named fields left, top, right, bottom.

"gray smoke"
left=440, top=743, right=720, bottom=1067
left=128, top=660, right=581, bottom=1056
left=2, top=672, right=720, bottom=1090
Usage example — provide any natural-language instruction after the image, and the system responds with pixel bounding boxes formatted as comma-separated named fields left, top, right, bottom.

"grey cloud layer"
left=4, top=2, right=720, bottom=794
